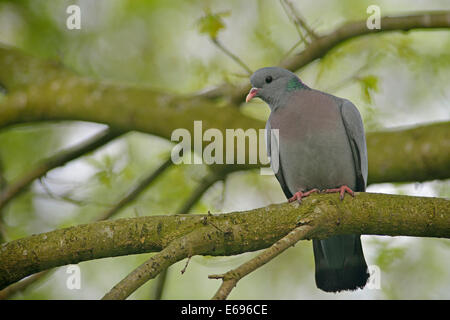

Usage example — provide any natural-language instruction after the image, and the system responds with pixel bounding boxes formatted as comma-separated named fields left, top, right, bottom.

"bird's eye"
left=265, top=76, right=272, bottom=84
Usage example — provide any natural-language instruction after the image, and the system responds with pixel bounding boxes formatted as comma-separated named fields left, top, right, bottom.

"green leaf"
left=197, top=10, right=230, bottom=39
left=359, top=75, right=378, bottom=103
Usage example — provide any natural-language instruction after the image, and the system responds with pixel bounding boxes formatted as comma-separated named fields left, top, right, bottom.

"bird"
left=246, top=67, right=369, bottom=292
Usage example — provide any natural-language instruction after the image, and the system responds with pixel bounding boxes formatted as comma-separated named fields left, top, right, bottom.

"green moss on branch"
left=0, top=192, right=448, bottom=289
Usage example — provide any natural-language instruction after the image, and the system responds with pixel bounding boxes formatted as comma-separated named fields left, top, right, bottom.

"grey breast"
left=269, top=89, right=356, bottom=192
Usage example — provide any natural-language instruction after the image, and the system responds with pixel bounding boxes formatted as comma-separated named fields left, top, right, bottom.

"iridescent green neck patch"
left=286, top=77, right=307, bottom=91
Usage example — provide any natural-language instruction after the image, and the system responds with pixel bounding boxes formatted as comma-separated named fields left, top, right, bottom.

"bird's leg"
left=323, top=185, right=355, bottom=200
left=288, top=188, right=319, bottom=204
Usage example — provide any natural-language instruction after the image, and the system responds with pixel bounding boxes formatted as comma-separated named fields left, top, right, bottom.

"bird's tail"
left=313, top=235, right=369, bottom=292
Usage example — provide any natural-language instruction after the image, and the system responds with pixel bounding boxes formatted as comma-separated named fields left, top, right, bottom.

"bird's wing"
left=339, top=99, right=368, bottom=191
left=266, top=120, right=293, bottom=198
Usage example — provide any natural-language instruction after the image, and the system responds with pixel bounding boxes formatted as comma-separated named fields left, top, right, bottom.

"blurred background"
left=0, top=0, right=449, bottom=299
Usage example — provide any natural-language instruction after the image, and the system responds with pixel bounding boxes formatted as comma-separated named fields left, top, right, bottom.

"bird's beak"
left=246, top=88, right=259, bottom=103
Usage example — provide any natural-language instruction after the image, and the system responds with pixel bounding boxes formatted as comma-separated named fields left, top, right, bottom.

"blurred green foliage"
left=0, top=0, right=449, bottom=299
left=197, top=9, right=230, bottom=40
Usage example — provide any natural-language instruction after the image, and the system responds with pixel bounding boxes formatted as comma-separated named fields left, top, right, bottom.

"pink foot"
left=288, top=188, right=319, bottom=204
left=323, top=185, right=355, bottom=200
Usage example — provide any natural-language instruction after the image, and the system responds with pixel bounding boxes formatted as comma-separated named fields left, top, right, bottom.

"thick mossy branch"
left=0, top=84, right=448, bottom=183
left=0, top=49, right=448, bottom=183
left=0, top=44, right=75, bottom=92
left=0, top=40, right=449, bottom=183
left=367, top=122, right=450, bottom=184
left=0, top=192, right=448, bottom=290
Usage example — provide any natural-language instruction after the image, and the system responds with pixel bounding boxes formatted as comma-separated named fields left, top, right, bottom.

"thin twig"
left=180, top=256, right=192, bottom=275
left=279, top=38, right=305, bottom=62
left=0, top=271, right=48, bottom=300
left=0, top=128, right=121, bottom=212
left=282, top=0, right=318, bottom=40
left=102, top=238, right=189, bottom=300
left=318, top=61, right=372, bottom=93
left=95, top=157, right=173, bottom=221
left=102, top=225, right=223, bottom=300
left=37, top=177, right=110, bottom=207
left=203, top=12, right=450, bottom=103
left=211, top=38, right=253, bottom=75
left=0, top=129, right=122, bottom=295
left=0, top=145, right=175, bottom=300
left=279, top=0, right=310, bottom=45
left=209, top=225, right=312, bottom=300
left=176, top=172, right=222, bottom=215
left=146, top=172, right=223, bottom=300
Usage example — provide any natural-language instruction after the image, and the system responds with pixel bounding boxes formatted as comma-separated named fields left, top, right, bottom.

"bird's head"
left=246, top=67, right=307, bottom=108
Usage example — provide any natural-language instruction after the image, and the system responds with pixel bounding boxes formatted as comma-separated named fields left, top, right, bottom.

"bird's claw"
left=288, top=188, right=319, bottom=204
left=323, top=185, right=355, bottom=200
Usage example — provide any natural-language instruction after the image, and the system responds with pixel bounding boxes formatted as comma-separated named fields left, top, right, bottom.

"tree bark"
left=0, top=192, right=448, bottom=290
left=203, top=12, right=450, bottom=102
left=0, top=40, right=449, bottom=185
left=0, top=11, right=449, bottom=299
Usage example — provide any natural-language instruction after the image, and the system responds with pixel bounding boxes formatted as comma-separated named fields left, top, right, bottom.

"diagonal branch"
left=211, top=38, right=253, bottom=75
left=281, top=0, right=318, bottom=41
left=0, top=128, right=121, bottom=212
left=0, top=271, right=48, bottom=300
left=0, top=164, right=222, bottom=299
left=1, top=192, right=447, bottom=292
left=175, top=172, right=224, bottom=215
left=102, top=224, right=222, bottom=300
left=0, top=143, right=159, bottom=300
left=281, top=11, right=450, bottom=74
left=95, top=157, right=173, bottom=221
left=151, top=266, right=169, bottom=300
left=133, top=172, right=223, bottom=300
left=209, top=224, right=312, bottom=300
left=0, top=76, right=448, bottom=184
left=203, top=11, right=450, bottom=103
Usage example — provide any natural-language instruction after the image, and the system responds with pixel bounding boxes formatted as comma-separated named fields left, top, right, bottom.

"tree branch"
left=211, top=38, right=253, bottom=75
left=0, top=158, right=171, bottom=299
left=0, top=271, right=48, bottom=300
left=0, top=10, right=448, bottom=300
left=127, top=172, right=223, bottom=300
left=0, top=128, right=121, bottom=211
left=0, top=72, right=447, bottom=184
left=203, top=11, right=450, bottom=103
left=96, top=157, right=173, bottom=221
left=366, top=122, right=450, bottom=184
left=209, top=224, right=312, bottom=300
left=102, top=225, right=215, bottom=300
left=0, top=161, right=222, bottom=299
left=152, top=266, right=169, bottom=300
left=282, top=0, right=318, bottom=41
left=175, top=173, right=223, bottom=215
left=0, top=34, right=449, bottom=184
left=0, top=151, right=160, bottom=300
left=0, top=192, right=448, bottom=291
left=281, top=11, right=450, bottom=72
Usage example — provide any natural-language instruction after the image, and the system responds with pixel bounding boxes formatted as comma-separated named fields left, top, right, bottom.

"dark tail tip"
left=315, top=264, right=369, bottom=293
left=313, top=236, right=369, bottom=293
